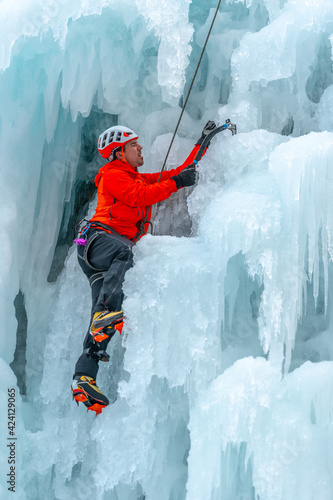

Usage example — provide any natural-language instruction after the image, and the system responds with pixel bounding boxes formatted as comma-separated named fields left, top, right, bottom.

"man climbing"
left=71, top=121, right=216, bottom=414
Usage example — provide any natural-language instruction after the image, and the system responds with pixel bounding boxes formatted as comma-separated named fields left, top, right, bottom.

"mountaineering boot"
left=92, top=323, right=124, bottom=348
left=90, top=310, right=124, bottom=342
left=71, top=375, right=109, bottom=414
left=93, top=321, right=124, bottom=344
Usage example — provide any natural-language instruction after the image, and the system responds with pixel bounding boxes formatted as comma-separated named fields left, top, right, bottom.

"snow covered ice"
left=0, top=0, right=333, bottom=498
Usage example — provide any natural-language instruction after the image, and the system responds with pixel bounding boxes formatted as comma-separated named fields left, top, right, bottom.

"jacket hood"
left=95, top=164, right=109, bottom=187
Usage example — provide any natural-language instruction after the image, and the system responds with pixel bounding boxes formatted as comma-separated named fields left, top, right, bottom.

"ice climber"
left=71, top=122, right=216, bottom=413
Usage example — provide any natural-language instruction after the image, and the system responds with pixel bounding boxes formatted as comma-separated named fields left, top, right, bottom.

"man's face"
left=118, top=139, right=144, bottom=169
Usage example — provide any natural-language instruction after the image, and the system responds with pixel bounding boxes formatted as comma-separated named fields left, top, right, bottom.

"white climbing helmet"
left=97, top=125, right=139, bottom=159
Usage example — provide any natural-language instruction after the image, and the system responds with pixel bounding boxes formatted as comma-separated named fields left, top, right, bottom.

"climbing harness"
left=74, top=219, right=135, bottom=290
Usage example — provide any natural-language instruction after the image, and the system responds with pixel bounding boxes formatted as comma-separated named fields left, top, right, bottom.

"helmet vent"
left=109, top=131, right=115, bottom=143
left=101, top=134, right=108, bottom=148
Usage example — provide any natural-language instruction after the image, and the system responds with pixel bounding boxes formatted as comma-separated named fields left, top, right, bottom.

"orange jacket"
left=90, top=145, right=201, bottom=241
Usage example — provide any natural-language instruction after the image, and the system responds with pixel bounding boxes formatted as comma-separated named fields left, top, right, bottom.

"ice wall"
left=0, top=0, right=333, bottom=499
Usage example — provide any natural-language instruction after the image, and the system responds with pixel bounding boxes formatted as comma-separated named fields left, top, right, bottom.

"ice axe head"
left=225, top=119, right=237, bottom=135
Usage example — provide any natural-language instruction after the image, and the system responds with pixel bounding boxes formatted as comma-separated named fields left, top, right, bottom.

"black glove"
left=195, top=120, right=217, bottom=146
left=171, top=164, right=197, bottom=190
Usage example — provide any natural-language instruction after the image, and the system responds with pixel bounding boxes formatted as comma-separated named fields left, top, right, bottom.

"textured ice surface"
left=0, top=0, right=333, bottom=499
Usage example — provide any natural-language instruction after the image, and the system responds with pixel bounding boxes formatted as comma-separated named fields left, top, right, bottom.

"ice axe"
left=193, top=119, right=237, bottom=165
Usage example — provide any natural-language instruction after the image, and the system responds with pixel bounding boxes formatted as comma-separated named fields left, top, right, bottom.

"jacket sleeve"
left=141, top=144, right=206, bottom=184
left=104, top=169, right=178, bottom=207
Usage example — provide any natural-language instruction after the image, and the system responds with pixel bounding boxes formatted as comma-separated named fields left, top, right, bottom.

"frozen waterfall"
left=0, top=0, right=333, bottom=499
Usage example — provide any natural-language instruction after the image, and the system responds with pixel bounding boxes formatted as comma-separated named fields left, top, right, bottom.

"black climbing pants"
left=74, top=228, right=134, bottom=379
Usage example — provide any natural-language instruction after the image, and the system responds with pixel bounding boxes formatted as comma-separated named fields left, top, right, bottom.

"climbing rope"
left=137, top=0, right=223, bottom=240
left=157, top=0, right=223, bottom=182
